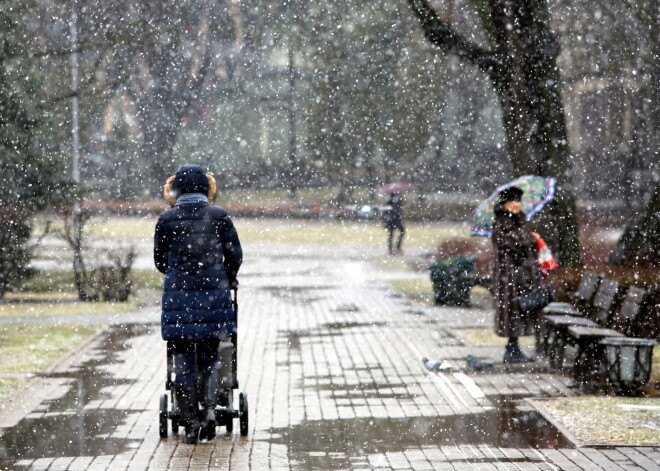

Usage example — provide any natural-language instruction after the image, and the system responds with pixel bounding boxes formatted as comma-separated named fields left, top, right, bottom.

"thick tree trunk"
left=487, top=0, right=544, bottom=174
left=641, top=0, right=660, bottom=169
left=604, top=0, right=659, bottom=266
left=408, top=0, right=581, bottom=266
left=609, top=181, right=660, bottom=267
left=507, top=0, right=581, bottom=266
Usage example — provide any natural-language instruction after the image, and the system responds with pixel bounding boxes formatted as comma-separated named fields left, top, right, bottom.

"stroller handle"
left=232, top=287, right=238, bottom=318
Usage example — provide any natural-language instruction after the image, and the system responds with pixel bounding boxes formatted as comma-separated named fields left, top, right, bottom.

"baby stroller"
left=159, top=288, right=248, bottom=438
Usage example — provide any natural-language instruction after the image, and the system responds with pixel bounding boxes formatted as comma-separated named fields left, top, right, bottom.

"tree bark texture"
left=408, top=0, right=581, bottom=266
left=609, top=181, right=660, bottom=267
left=609, top=0, right=660, bottom=267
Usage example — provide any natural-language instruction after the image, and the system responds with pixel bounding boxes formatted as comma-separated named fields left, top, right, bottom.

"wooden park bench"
left=568, top=287, right=653, bottom=385
left=542, top=277, right=622, bottom=369
left=537, top=271, right=601, bottom=356
left=544, top=271, right=601, bottom=317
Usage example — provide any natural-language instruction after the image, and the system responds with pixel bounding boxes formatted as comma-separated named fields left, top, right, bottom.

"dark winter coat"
left=154, top=200, right=242, bottom=341
left=491, top=209, right=542, bottom=337
left=383, top=194, right=404, bottom=229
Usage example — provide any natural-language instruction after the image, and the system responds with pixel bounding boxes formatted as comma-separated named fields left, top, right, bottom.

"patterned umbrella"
left=377, top=182, right=414, bottom=194
left=471, top=175, right=556, bottom=237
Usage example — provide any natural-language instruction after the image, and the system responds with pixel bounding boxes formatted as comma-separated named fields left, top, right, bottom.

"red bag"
left=537, top=237, right=558, bottom=271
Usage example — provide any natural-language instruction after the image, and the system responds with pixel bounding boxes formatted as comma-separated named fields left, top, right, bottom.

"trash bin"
left=429, top=256, right=477, bottom=306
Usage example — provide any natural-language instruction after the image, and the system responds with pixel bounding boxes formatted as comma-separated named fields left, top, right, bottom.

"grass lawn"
left=0, top=299, right=139, bottom=319
left=540, top=396, right=660, bottom=446
left=34, top=216, right=156, bottom=240
left=1, top=269, right=162, bottom=319
left=235, top=218, right=469, bottom=247
left=453, top=327, right=535, bottom=347
left=650, top=348, right=660, bottom=384
left=390, top=278, right=435, bottom=305
left=0, top=324, right=99, bottom=401
left=36, top=215, right=471, bottom=248
left=0, top=266, right=162, bottom=404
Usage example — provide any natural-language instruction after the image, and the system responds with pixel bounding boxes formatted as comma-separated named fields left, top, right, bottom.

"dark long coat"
left=154, top=202, right=242, bottom=340
left=383, top=194, right=404, bottom=230
left=491, top=210, right=542, bottom=337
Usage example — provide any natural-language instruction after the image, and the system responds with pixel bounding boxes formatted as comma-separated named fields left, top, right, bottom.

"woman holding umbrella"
left=491, top=186, right=542, bottom=363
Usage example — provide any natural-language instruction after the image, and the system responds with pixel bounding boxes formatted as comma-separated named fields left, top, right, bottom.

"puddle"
left=0, top=324, right=150, bottom=463
left=321, top=321, right=387, bottom=330
left=312, top=380, right=409, bottom=394
left=0, top=409, right=137, bottom=460
left=279, top=330, right=343, bottom=351
left=280, top=322, right=390, bottom=351
left=261, top=285, right=334, bottom=304
left=403, top=308, right=426, bottom=316
left=329, top=386, right=414, bottom=401
left=268, top=407, right=571, bottom=469
left=333, top=304, right=360, bottom=312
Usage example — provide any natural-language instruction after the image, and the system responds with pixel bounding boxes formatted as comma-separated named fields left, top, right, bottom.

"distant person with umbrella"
left=491, top=186, right=542, bottom=363
left=383, top=192, right=405, bottom=255
left=379, top=182, right=411, bottom=255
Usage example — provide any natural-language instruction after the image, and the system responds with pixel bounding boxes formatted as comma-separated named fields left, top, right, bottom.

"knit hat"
left=172, top=165, right=209, bottom=195
left=498, top=186, right=524, bottom=203
left=163, top=165, right=217, bottom=207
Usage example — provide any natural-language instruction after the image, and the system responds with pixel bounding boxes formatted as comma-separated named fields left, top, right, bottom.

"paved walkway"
left=0, top=241, right=659, bottom=470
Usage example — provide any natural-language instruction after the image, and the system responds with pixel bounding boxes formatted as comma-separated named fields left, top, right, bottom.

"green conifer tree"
left=0, top=4, right=68, bottom=296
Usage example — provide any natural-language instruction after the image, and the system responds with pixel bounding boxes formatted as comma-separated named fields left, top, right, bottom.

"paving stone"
left=0, top=241, right=658, bottom=470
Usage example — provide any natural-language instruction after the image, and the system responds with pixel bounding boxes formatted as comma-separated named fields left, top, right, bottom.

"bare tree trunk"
left=408, top=0, right=581, bottom=265
left=609, top=181, right=660, bottom=267
left=607, top=0, right=660, bottom=267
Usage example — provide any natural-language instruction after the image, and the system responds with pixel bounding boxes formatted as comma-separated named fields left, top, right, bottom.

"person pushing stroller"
left=154, top=165, right=242, bottom=444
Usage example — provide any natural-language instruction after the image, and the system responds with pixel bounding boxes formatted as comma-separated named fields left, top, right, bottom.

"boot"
left=198, top=368, right=220, bottom=441
left=175, top=384, right=200, bottom=444
left=503, top=343, right=535, bottom=364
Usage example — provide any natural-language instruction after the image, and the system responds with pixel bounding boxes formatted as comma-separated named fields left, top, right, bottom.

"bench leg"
left=573, top=344, right=588, bottom=385
left=547, top=329, right=567, bottom=370
left=556, top=340, right=567, bottom=370
left=547, top=329, right=558, bottom=368
left=572, top=341, right=604, bottom=387
left=535, top=323, right=547, bottom=357
left=544, top=329, right=554, bottom=358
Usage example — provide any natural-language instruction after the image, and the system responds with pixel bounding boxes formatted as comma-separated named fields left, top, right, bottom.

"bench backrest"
left=609, top=287, right=647, bottom=335
left=575, top=272, right=601, bottom=303
left=626, top=288, right=658, bottom=339
left=591, top=278, right=621, bottom=326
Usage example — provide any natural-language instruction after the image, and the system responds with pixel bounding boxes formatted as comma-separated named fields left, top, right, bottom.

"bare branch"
left=27, top=221, right=52, bottom=254
left=407, top=0, right=499, bottom=74
left=42, top=54, right=109, bottom=106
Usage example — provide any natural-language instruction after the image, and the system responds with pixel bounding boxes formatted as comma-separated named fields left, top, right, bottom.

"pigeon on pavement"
left=422, top=357, right=453, bottom=372
left=465, top=354, right=494, bottom=372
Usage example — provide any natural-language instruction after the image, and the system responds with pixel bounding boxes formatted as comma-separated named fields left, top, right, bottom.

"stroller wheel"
left=171, top=414, right=180, bottom=435
left=159, top=394, right=168, bottom=438
left=225, top=391, right=234, bottom=433
left=239, top=392, right=248, bottom=436
left=170, top=391, right=180, bottom=434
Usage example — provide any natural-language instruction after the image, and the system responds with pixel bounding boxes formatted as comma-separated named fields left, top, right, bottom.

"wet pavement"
left=1, top=241, right=659, bottom=470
